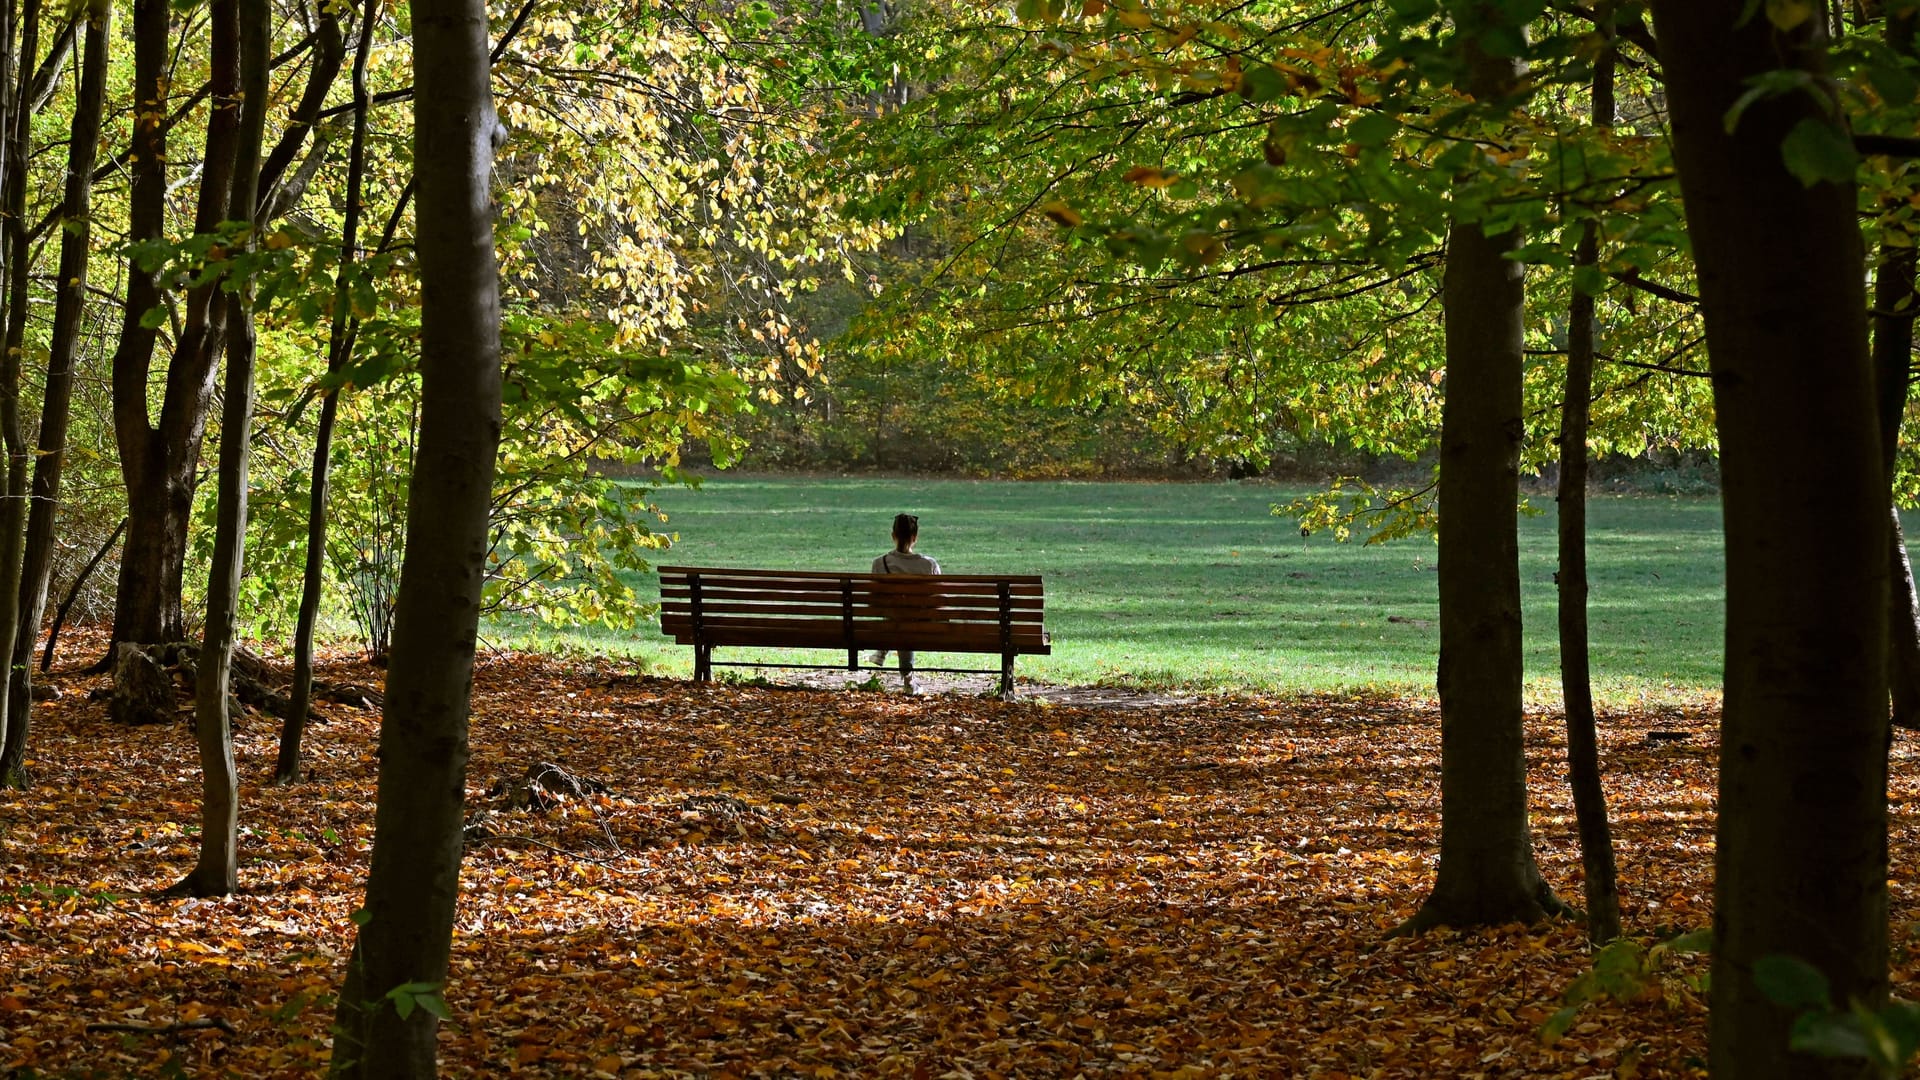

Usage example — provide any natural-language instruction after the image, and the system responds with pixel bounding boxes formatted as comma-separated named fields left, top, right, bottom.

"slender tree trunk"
left=256, top=5, right=342, bottom=214
left=1556, top=3, right=1621, bottom=946
left=277, top=0, right=377, bottom=786
left=172, top=0, right=267, bottom=899
left=1878, top=7, right=1920, bottom=730
left=1397, top=19, right=1561, bottom=936
left=110, top=0, right=244, bottom=654
left=1651, top=3, right=1889, bottom=1075
left=42, top=517, right=124, bottom=672
left=0, top=0, right=107, bottom=788
left=330, top=0, right=502, bottom=1069
left=0, top=0, right=39, bottom=784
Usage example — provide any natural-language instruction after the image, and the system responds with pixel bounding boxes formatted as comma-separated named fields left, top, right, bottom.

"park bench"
left=657, top=566, right=1049, bottom=697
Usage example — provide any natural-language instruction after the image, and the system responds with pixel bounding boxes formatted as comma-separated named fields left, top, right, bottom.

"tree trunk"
left=330, top=0, right=502, bottom=1069
left=171, top=0, right=267, bottom=899
left=101, top=0, right=169, bottom=661
left=0, top=0, right=107, bottom=789
left=278, top=0, right=377, bottom=786
left=1650, top=3, right=1889, bottom=1075
left=1879, top=7, right=1920, bottom=731
left=109, top=0, right=243, bottom=654
left=1556, top=2, right=1621, bottom=946
left=256, top=4, right=342, bottom=214
left=1396, top=20, right=1561, bottom=936
left=0, top=0, right=40, bottom=784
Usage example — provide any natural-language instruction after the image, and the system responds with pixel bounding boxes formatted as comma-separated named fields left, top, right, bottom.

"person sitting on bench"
left=868, top=513, right=940, bottom=691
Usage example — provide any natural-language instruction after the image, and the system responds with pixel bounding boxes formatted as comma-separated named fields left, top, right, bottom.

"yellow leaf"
left=1765, top=0, right=1815, bottom=29
left=1122, top=166, right=1179, bottom=189
left=1041, top=201, right=1083, bottom=227
left=1115, top=8, right=1152, bottom=29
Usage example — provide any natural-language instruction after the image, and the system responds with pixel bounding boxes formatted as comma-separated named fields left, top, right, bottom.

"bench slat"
left=663, top=612, right=1049, bottom=638
left=660, top=584, right=1045, bottom=603
left=660, top=579, right=1043, bottom=600
left=663, top=624, right=1051, bottom=654
left=661, top=599, right=1046, bottom=621
left=660, top=565, right=1041, bottom=586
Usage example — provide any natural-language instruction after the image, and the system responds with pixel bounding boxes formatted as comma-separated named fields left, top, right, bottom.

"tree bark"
left=1878, top=6, right=1920, bottom=730
left=278, top=0, right=377, bottom=786
left=1556, top=2, right=1621, bottom=946
left=0, top=0, right=41, bottom=785
left=1396, top=18, right=1561, bottom=936
left=330, top=0, right=502, bottom=1069
left=0, top=0, right=107, bottom=788
left=171, top=0, right=267, bottom=899
left=1651, top=2, right=1889, bottom=1075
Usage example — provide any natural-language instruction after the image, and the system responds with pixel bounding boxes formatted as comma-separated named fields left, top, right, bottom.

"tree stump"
left=108, top=644, right=177, bottom=726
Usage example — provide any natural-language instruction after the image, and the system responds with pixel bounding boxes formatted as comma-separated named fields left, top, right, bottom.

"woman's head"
left=892, top=513, right=919, bottom=550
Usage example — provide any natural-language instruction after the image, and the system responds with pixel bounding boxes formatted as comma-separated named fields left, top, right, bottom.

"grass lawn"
left=487, top=474, right=1797, bottom=704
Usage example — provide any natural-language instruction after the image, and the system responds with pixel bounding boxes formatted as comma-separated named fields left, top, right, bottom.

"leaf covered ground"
left=3, top=642, right=1919, bottom=1078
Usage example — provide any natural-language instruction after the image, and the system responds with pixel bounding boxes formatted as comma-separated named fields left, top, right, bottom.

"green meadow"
left=485, top=475, right=1813, bottom=703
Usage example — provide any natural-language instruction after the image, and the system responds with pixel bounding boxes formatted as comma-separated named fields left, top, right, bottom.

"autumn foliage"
left=8, top=636, right=1913, bottom=1076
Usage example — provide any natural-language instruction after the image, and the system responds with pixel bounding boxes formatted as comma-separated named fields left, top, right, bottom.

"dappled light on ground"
left=6, top=645, right=1920, bottom=1076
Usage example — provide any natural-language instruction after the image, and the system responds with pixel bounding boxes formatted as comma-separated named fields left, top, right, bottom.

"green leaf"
left=1780, top=117, right=1860, bottom=188
left=1666, top=927, right=1714, bottom=954
left=1865, top=56, right=1920, bottom=108
left=1539, top=1004, right=1580, bottom=1044
left=1239, top=64, right=1288, bottom=104
left=349, top=907, right=372, bottom=927
left=415, top=992, right=452, bottom=1022
left=1755, top=954, right=1833, bottom=1010
left=1571, top=264, right=1608, bottom=296
left=1346, top=113, right=1399, bottom=147
left=1787, top=1011, right=1877, bottom=1062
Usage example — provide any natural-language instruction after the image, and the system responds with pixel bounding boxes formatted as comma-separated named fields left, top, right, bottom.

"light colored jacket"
left=872, top=550, right=940, bottom=574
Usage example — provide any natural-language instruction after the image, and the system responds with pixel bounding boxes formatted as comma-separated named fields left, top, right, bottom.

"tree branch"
left=1609, top=269, right=1699, bottom=305
left=1857, top=133, right=1920, bottom=159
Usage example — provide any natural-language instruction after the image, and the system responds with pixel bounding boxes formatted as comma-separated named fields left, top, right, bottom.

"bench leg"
left=999, top=654, right=1016, bottom=700
left=900, top=650, right=915, bottom=693
left=694, top=645, right=712, bottom=682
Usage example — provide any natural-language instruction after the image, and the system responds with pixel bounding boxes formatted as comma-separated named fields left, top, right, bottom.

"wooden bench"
left=657, top=566, right=1049, bottom=697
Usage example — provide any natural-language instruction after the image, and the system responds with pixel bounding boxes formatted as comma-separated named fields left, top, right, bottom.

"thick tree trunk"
left=109, top=0, right=242, bottom=654
left=1651, top=2, right=1889, bottom=1075
left=0, top=0, right=107, bottom=788
left=173, top=0, right=267, bottom=899
left=0, top=0, right=40, bottom=784
left=1556, top=3, right=1621, bottom=946
left=1397, top=23, right=1560, bottom=936
left=329, top=0, right=502, bottom=1069
left=1879, top=7, right=1920, bottom=730
left=107, top=0, right=182, bottom=652
left=278, top=0, right=377, bottom=786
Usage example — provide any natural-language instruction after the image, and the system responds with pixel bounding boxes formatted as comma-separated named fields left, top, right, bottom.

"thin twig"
left=86, top=1016, right=237, bottom=1036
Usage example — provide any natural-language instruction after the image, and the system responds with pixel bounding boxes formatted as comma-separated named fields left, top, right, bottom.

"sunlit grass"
left=483, top=473, right=1805, bottom=704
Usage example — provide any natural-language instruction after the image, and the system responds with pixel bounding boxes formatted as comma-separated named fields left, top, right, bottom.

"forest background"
left=0, top=0, right=1914, bottom=1075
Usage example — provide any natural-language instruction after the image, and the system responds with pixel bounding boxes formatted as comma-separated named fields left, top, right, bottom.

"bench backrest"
left=658, top=566, right=1048, bottom=654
